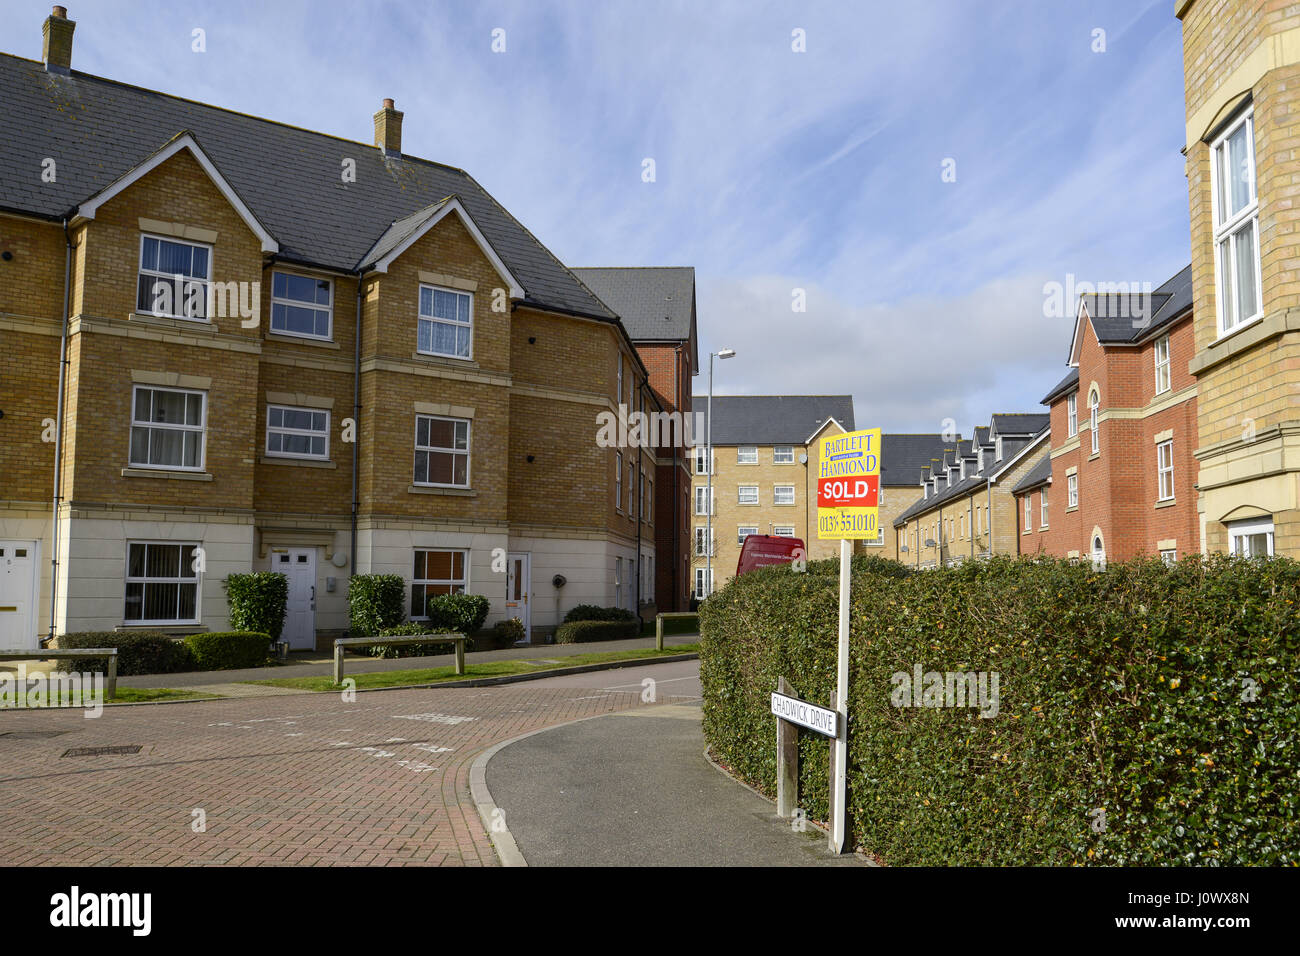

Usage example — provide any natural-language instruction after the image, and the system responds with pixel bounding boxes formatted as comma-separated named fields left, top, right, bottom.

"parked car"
left=736, top=534, right=806, bottom=577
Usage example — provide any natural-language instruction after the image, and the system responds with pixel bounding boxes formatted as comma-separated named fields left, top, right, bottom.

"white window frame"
left=1154, top=335, right=1172, bottom=395
left=1157, top=439, right=1175, bottom=502
left=627, top=461, right=634, bottom=513
left=265, top=404, right=330, bottom=460
left=617, top=359, right=623, bottom=406
left=416, top=283, right=474, bottom=360
left=1024, top=495, right=1032, bottom=531
left=1228, top=517, right=1274, bottom=557
left=737, top=484, right=759, bottom=505
left=615, top=452, right=623, bottom=512
left=137, top=233, right=212, bottom=322
left=737, top=445, right=758, bottom=465
left=773, top=525, right=795, bottom=537
left=693, top=446, right=714, bottom=475
left=694, top=527, right=715, bottom=557
left=1210, top=108, right=1264, bottom=337
left=614, top=557, right=622, bottom=607
left=773, top=484, right=795, bottom=506
left=129, top=385, right=207, bottom=472
left=773, top=445, right=795, bottom=464
left=694, top=567, right=712, bottom=600
left=1160, top=549, right=1177, bottom=566
left=1067, top=473, right=1078, bottom=508
left=413, top=414, right=471, bottom=488
left=124, top=540, right=201, bottom=625
left=1067, top=393, right=1078, bottom=437
left=410, top=548, right=469, bottom=620
left=1040, top=487, right=1049, bottom=528
left=737, top=525, right=758, bottom=545
left=270, top=270, right=333, bottom=340
left=1089, top=390, right=1100, bottom=455
left=694, top=486, right=714, bottom=516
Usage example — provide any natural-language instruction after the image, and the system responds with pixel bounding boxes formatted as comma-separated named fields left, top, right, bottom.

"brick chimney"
left=373, top=98, right=403, bottom=156
left=43, top=6, right=75, bottom=74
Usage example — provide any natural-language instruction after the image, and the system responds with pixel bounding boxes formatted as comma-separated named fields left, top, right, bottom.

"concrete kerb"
left=2, top=652, right=701, bottom=709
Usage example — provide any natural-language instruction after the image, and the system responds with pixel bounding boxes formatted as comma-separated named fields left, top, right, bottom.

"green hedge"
left=562, top=604, right=637, bottom=624
left=427, top=593, right=490, bottom=634
left=699, top=553, right=1298, bottom=865
left=57, top=631, right=193, bottom=676
left=184, top=631, right=272, bottom=670
left=361, top=621, right=474, bottom=659
left=554, top=619, right=640, bottom=644
left=225, top=572, right=288, bottom=641
left=348, top=574, right=405, bottom=636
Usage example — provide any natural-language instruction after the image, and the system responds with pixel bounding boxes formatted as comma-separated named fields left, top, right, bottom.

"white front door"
left=505, top=552, right=530, bottom=643
left=0, top=541, right=38, bottom=650
left=276, top=548, right=317, bottom=650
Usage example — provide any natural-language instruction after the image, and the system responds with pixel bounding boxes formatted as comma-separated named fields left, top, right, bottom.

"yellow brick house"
left=0, top=8, right=660, bottom=648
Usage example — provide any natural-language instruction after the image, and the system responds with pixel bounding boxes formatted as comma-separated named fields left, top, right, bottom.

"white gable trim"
left=989, top=428, right=1050, bottom=483
left=804, top=416, right=848, bottom=446
left=75, top=133, right=279, bottom=254
left=367, top=198, right=525, bottom=299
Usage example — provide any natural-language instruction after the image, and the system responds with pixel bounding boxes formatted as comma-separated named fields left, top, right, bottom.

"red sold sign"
left=817, top=474, right=879, bottom=509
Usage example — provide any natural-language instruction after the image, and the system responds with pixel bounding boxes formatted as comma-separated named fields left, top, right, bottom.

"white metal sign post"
left=816, top=427, right=881, bottom=855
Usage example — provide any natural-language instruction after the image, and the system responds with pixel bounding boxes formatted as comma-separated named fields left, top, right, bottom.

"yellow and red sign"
left=816, top=427, right=881, bottom=540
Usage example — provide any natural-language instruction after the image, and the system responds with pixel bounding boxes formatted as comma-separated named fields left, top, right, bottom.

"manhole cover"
left=0, top=730, right=71, bottom=739
left=61, top=745, right=143, bottom=758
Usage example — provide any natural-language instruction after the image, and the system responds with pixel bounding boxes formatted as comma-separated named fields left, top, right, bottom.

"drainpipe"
left=986, top=479, right=993, bottom=558
left=47, top=218, right=72, bottom=644
left=969, top=494, right=974, bottom=560
left=350, top=272, right=364, bottom=576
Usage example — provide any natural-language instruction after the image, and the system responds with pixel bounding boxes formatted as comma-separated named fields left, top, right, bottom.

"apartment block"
left=572, top=267, right=698, bottom=611
left=0, top=8, right=666, bottom=649
left=893, top=415, right=1049, bottom=567
left=1177, top=0, right=1300, bottom=558
left=1013, top=267, right=1200, bottom=563
left=689, top=395, right=854, bottom=597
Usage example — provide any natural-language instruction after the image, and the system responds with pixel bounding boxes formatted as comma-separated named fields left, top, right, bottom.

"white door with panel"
left=277, top=548, right=317, bottom=650
left=0, top=541, right=38, bottom=650
left=505, top=552, right=530, bottom=643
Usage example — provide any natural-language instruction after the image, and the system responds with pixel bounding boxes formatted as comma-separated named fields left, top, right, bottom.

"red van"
left=736, top=534, right=806, bottom=577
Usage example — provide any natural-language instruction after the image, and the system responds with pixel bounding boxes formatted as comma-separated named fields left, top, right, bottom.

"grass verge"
left=245, top=643, right=699, bottom=692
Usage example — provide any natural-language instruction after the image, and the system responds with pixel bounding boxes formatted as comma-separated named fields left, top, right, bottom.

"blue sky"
left=5, top=0, right=1191, bottom=434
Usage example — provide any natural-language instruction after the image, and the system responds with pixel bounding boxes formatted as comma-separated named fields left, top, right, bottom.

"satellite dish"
left=799, top=453, right=808, bottom=465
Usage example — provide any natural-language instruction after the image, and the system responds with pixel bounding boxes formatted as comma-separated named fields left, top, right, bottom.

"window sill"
left=1065, top=506, right=1078, bottom=513
left=1190, top=307, right=1300, bottom=375
left=260, top=456, right=336, bottom=469
left=408, top=484, right=477, bottom=497
left=121, top=467, right=214, bottom=481
left=1154, top=498, right=1176, bottom=509
left=1088, top=453, right=1100, bottom=462
left=412, top=351, right=478, bottom=369
left=116, top=623, right=206, bottom=634
left=266, top=332, right=340, bottom=349
left=129, top=312, right=218, bottom=333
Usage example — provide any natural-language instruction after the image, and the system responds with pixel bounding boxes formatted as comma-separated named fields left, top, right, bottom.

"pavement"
left=111, top=633, right=700, bottom=690
left=483, top=661, right=867, bottom=867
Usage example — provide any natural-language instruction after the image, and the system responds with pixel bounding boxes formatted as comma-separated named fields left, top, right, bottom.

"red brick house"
left=1015, top=266, right=1199, bottom=564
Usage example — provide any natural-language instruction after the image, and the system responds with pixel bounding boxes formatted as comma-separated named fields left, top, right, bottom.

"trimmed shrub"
left=224, top=572, right=288, bottom=641
left=554, top=619, right=640, bottom=644
left=362, top=621, right=472, bottom=659
left=427, top=593, right=490, bottom=635
left=57, top=631, right=194, bottom=676
left=184, top=631, right=273, bottom=670
left=562, top=604, right=637, bottom=624
left=700, top=553, right=1299, bottom=866
left=495, top=617, right=526, bottom=646
left=348, top=574, right=405, bottom=636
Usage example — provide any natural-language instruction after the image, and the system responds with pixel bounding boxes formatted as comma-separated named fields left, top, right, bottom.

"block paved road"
left=0, top=672, right=699, bottom=866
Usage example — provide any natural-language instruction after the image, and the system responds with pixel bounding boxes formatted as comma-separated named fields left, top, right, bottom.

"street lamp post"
left=705, top=348, right=735, bottom=598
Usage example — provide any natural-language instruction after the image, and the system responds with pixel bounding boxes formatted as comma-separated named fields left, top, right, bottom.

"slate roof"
left=1077, top=265, right=1193, bottom=346
left=0, top=52, right=615, bottom=321
left=1010, top=453, right=1052, bottom=494
left=1041, top=367, right=1080, bottom=405
left=991, top=413, right=1050, bottom=435
left=880, top=434, right=961, bottom=487
left=692, top=395, right=854, bottom=446
left=571, top=267, right=696, bottom=341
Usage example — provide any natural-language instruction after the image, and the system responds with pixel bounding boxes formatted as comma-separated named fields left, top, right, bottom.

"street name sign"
left=816, top=427, right=882, bottom=540
left=770, top=691, right=838, bottom=738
